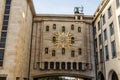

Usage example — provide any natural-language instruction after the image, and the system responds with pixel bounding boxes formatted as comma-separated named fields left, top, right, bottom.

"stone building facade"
left=93, top=0, right=120, bottom=80
left=0, top=0, right=120, bottom=80
left=30, top=14, right=95, bottom=80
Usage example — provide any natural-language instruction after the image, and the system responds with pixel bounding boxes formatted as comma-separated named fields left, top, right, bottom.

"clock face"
left=53, top=32, right=72, bottom=48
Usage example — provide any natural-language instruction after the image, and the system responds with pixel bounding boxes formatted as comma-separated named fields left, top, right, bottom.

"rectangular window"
left=95, top=39, right=97, bottom=49
left=94, top=26, right=96, bottom=34
left=4, top=15, right=9, bottom=20
left=116, top=0, right=120, bottom=8
left=102, top=14, right=106, bottom=25
left=0, top=77, right=6, bottom=80
left=2, top=26, right=8, bottom=30
left=95, top=52, right=98, bottom=65
left=111, top=41, right=116, bottom=58
left=78, top=48, right=82, bottom=55
left=98, top=21, right=100, bottom=30
left=104, top=29, right=107, bottom=40
left=118, top=15, right=120, bottom=29
left=100, top=49, right=103, bottom=63
left=99, top=34, right=102, bottom=45
left=0, top=49, right=4, bottom=60
left=108, top=7, right=112, bottom=18
left=105, top=45, right=109, bottom=60
left=109, top=22, right=114, bottom=36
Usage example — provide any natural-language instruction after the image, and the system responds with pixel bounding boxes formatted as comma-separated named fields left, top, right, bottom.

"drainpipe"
left=28, top=17, right=34, bottom=80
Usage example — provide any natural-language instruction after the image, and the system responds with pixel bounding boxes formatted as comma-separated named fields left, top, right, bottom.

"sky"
left=33, top=0, right=102, bottom=15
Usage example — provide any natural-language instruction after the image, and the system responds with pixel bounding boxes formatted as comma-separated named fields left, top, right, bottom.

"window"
left=62, top=48, right=65, bottom=54
left=78, top=62, right=82, bottom=70
left=0, top=77, right=6, bottom=80
left=71, top=37, right=75, bottom=44
left=118, top=15, right=120, bottom=29
left=45, top=48, right=48, bottom=54
left=102, top=14, right=106, bottom=25
left=116, top=0, right=120, bottom=8
left=105, top=45, right=109, bottom=60
left=0, top=49, right=4, bottom=60
left=108, top=7, right=112, bottom=18
left=16, top=77, right=20, bottom=80
left=111, top=41, right=116, bottom=58
left=1, top=32, right=7, bottom=37
left=95, top=52, right=98, bottom=64
left=52, top=50, right=55, bottom=56
left=62, top=26, right=65, bottom=32
left=99, top=34, right=102, bottom=45
left=2, top=26, right=8, bottom=30
left=78, top=48, right=82, bottom=55
left=44, top=62, right=48, bottom=69
left=100, top=49, right=104, bottom=63
left=52, top=36, right=56, bottom=43
left=109, top=22, right=114, bottom=36
left=104, top=29, right=107, bottom=40
left=6, top=0, right=11, bottom=5
left=4, top=9, right=10, bottom=14
left=53, top=24, right=56, bottom=29
left=3, top=21, right=8, bottom=25
left=71, top=25, right=74, bottom=30
left=56, top=62, right=60, bottom=70
left=78, top=27, right=81, bottom=32
left=95, top=39, right=97, bottom=48
left=98, top=21, right=100, bottom=30
left=71, top=50, right=75, bottom=57
left=50, top=62, right=54, bottom=69
left=46, top=26, right=49, bottom=31
left=94, top=26, right=96, bottom=34
left=4, top=15, right=9, bottom=20
left=67, top=62, right=71, bottom=70
left=0, top=43, right=6, bottom=48
left=61, top=62, right=65, bottom=70
left=73, top=62, right=77, bottom=70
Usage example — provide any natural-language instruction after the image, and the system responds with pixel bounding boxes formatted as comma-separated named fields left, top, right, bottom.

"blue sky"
left=33, top=0, right=101, bottom=15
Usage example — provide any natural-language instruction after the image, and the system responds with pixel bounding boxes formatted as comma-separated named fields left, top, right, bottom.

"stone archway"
left=108, top=70, right=119, bottom=80
left=98, top=71, right=105, bottom=80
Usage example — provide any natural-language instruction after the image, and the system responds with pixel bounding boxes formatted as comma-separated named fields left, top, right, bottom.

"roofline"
left=27, top=0, right=36, bottom=16
left=93, top=0, right=110, bottom=22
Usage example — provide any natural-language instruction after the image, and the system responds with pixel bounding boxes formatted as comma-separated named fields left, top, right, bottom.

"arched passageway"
left=108, top=70, right=119, bottom=80
left=98, top=72, right=105, bottom=80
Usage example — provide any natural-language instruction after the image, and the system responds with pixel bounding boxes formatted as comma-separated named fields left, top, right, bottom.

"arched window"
left=62, top=48, right=65, bottom=54
left=62, top=26, right=65, bottom=32
left=53, top=24, right=56, bottom=29
left=78, top=27, right=81, bottom=32
left=61, top=62, right=65, bottom=70
left=67, top=62, right=71, bottom=70
left=56, top=62, right=60, bottom=70
left=52, top=50, right=55, bottom=56
left=46, top=26, right=49, bottom=31
left=71, top=24, right=74, bottom=30
left=52, top=36, right=56, bottom=43
left=71, top=37, right=75, bottom=44
left=50, top=62, right=54, bottom=69
left=45, top=48, right=48, bottom=54
left=44, top=62, right=48, bottom=69
left=71, top=50, right=75, bottom=57
left=73, top=62, right=77, bottom=70
left=78, top=48, right=82, bottom=55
